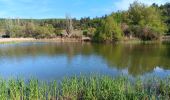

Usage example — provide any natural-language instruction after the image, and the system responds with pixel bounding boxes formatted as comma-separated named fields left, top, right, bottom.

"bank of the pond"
left=117, top=40, right=163, bottom=44
left=0, top=38, right=35, bottom=43
left=0, top=75, right=170, bottom=100
left=0, top=37, right=83, bottom=44
left=1, top=36, right=170, bottom=44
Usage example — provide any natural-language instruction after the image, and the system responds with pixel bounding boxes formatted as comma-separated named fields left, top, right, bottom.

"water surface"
left=0, top=42, right=170, bottom=80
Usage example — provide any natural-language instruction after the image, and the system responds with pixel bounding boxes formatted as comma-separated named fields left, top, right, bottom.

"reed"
left=0, top=75, right=170, bottom=100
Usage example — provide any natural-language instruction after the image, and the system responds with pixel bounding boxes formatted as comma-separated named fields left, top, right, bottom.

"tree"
left=128, top=1, right=167, bottom=40
left=65, top=14, right=73, bottom=37
left=128, top=1, right=146, bottom=25
left=94, top=16, right=122, bottom=42
left=160, top=3, right=170, bottom=34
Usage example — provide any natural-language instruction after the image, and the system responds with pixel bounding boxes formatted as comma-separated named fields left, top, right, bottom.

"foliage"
left=128, top=1, right=167, bottom=40
left=83, top=28, right=96, bottom=37
left=0, top=1, right=169, bottom=41
left=159, top=3, right=170, bottom=34
left=94, top=16, right=123, bottom=42
left=2, top=21, right=61, bottom=39
left=33, top=25, right=55, bottom=39
left=0, top=75, right=170, bottom=99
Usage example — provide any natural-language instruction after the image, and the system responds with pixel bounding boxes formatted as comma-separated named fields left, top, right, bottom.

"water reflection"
left=0, top=42, right=170, bottom=79
left=93, top=43, right=170, bottom=75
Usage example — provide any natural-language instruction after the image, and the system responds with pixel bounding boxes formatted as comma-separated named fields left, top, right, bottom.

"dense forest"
left=0, top=1, right=169, bottom=42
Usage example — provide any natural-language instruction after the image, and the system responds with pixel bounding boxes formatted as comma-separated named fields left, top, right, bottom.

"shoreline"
left=0, top=37, right=82, bottom=43
left=0, top=37, right=170, bottom=44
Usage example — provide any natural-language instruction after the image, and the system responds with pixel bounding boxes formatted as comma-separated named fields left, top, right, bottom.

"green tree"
left=94, top=16, right=122, bottom=42
left=160, top=3, right=170, bottom=34
left=128, top=1, right=167, bottom=40
left=128, top=1, right=146, bottom=25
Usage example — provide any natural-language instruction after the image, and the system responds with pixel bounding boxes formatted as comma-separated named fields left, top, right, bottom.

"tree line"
left=94, top=2, right=170, bottom=42
left=0, top=1, right=169, bottom=42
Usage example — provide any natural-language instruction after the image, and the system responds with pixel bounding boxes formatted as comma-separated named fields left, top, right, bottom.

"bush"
left=83, top=28, right=96, bottom=38
left=83, top=30, right=88, bottom=36
left=54, top=29, right=62, bottom=36
left=32, top=25, right=56, bottom=39
left=129, top=25, right=162, bottom=40
left=94, top=17, right=123, bottom=42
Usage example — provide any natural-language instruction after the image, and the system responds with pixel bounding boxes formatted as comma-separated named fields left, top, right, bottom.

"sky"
left=0, top=0, right=169, bottom=19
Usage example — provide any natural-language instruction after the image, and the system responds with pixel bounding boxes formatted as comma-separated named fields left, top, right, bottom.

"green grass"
left=0, top=75, right=170, bottom=100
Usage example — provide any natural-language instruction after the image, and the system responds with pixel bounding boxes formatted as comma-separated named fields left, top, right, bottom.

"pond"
left=0, top=42, right=170, bottom=80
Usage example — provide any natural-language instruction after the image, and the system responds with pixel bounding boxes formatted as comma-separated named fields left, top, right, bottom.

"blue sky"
left=0, top=0, right=169, bottom=19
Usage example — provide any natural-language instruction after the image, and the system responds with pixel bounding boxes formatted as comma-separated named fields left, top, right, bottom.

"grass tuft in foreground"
left=0, top=75, right=170, bottom=100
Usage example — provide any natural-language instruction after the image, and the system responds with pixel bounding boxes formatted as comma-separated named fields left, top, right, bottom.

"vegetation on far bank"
left=0, top=1, right=169, bottom=42
left=0, top=75, right=170, bottom=100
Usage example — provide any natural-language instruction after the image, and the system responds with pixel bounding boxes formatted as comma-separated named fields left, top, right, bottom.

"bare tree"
left=65, top=14, right=73, bottom=37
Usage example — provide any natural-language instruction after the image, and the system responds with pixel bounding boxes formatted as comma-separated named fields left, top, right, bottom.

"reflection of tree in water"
left=0, top=42, right=94, bottom=62
left=94, top=43, right=170, bottom=75
left=0, top=42, right=170, bottom=76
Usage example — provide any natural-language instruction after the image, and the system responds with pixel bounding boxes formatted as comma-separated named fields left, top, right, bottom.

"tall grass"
left=0, top=75, right=170, bottom=100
